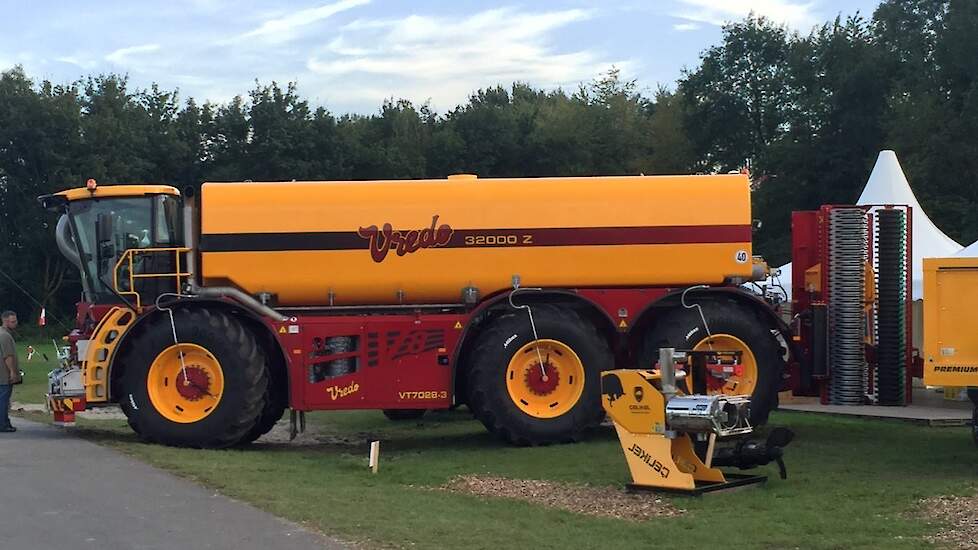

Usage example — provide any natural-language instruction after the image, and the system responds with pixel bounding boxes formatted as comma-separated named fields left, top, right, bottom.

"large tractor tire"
left=466, top=305, right=612, bottom=446
left=639, top=298, right=783, bottom=425
left=238, top=379, right=288, bottom=445
left=118, top=308, right=268, bottom=448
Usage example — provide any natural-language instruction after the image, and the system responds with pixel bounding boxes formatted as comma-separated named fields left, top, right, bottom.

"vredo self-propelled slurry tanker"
left=39, top=174, right=790, bottom=448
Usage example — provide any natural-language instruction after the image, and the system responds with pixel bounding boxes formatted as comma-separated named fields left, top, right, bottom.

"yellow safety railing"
left=112, top=247, right=191, bottom=311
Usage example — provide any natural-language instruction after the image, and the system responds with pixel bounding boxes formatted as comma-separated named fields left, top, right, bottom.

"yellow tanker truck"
left=39, top=174, right=789, bottom=448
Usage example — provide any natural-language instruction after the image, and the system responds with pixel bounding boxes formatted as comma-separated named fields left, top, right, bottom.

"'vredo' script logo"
left=357, top=216, right=454, bottom=263
left=326, top=381, right=360, bottom=401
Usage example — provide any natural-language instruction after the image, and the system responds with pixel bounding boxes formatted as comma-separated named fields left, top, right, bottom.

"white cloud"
left=1, top=51, right=36, bottom=69
left=234, top=0, right=370, bottom=44
left=7, top=2, right=635, bottom=114
left=105, top=43, right=160, bottom=64
left=55, top=55, right=97, bottom=70
left=674, top=0, right=818, bottom=30
left=673, top=22, right=701, bottom=31
left=305, top=7, right=626, bottom=109
left=324, top=36, right=372, bottom=57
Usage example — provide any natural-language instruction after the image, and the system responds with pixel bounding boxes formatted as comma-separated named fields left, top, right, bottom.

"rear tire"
left=466, top=305, right=612, bottom=446
left=118, top=308, right=268, bottom=448
left=382, top=409, right=426, bottom=421
left=239, top=382, right=288, bottom=444
left=639, top=298, right=783, bottom=425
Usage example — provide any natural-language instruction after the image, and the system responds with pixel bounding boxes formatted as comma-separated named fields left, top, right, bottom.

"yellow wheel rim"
left=505, top=339, right=585, bottom=419
left=147, top=343, right=225, bottom=423
left=692, top=334, right=758, bottom=396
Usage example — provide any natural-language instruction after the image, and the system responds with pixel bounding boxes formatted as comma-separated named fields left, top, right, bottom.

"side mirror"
left=96, top=213, right=116, bottom=263
left=96, top=213, right=114, bottom=243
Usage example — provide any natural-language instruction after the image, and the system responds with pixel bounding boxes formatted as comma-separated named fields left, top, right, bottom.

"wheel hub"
left=692, top=334, right=757, bottom=396
left=506, top=339, right=585, bottom=419
left=524, top=362, right=560, bottom=396
left=147, top=343, right=225, bottom=424
left=175, top=366, right=212, bottom=402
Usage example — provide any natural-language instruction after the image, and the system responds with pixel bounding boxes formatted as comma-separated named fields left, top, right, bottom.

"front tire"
left=466, top=305, right=612, bottom=446
left=639, top=298, right=783, bottom=425
left=238, top=380, right=288, bottom=445
left=118, top=308, right=268, bottom=448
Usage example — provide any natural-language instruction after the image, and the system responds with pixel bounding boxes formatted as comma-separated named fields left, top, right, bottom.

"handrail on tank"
left=112, top=247, right=191, bottom=312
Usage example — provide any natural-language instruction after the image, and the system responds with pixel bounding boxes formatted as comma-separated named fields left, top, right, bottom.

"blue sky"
left=0, top=0, right=882, bottom=114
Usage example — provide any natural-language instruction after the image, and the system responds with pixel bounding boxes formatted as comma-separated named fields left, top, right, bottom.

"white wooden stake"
left=705, top=433, right=717, bottom=468
left=368, top=441, right=380, bottom=474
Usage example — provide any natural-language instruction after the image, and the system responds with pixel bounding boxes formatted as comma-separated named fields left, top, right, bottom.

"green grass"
left=25, top=407, right=976, bottom=549
left=10, top=339, right=58, bottom=405
left=9, top=337, right=975, bottom=548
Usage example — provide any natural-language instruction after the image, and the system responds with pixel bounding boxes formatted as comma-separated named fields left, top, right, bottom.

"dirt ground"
left=12, top=402, right=128, bottom=420
left=443, top=474, right=683, bottom=521
left=258, top=417, right=371, bottom=446
left=919, top=495, right=978, bottom=549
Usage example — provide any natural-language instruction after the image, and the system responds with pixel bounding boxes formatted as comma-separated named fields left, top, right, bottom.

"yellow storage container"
left=199, top=174, right=754, bottom=306
left=943, top=386, right=964, bottom=400
left=923, top=257, right=978, bottom=387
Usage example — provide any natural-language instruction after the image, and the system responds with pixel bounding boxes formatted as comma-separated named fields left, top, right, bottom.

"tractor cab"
left=40, top=182, right=187, bottom=312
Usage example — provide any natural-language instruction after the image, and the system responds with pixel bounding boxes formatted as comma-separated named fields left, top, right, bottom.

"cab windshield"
left=68, top=195, right=182, bottom=303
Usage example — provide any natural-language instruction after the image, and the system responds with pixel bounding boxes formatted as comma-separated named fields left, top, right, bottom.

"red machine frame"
left=790, top=204, right=914, bottom=404
left=269, top=288, right=675, bottom=412
left=66, top=288, right=694, bottom=413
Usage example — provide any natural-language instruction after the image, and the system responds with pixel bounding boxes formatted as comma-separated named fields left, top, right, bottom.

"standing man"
left=0, top=310, right=20, bottom=433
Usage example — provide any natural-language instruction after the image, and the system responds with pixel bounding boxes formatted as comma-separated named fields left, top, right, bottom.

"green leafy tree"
left=78, top=75, right=155, bottom=182
left=0, top=67, right=84, bottom=323
left=576, top=68, right=654, bottom=175
left=525, top=90, right=593, bottom=176
left=445, top=85, right=525, bottom=177
left=680, top=16, right=797, bottom=173
left=753, top=15, right=889, bottom=262
left=647, top=88, right=695, bottom=174
left=246, top=81, right=316, bottom=180
left=204, top=95, right=249, bottom=182
left=875, top=0, right=978, bottom=243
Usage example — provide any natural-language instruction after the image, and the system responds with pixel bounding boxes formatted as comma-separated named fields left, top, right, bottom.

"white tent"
left=751, top=150, right=961, bottom=301
left=955, top=240, right=978, bottom=257
left=859, top=150, right=961, bottom=299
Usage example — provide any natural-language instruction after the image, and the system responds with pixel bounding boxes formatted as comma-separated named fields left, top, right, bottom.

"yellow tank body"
left=198, top=174, right=754, bottom=306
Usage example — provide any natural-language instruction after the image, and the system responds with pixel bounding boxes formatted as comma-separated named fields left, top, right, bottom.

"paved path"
left=780, top=387, right=973, bottom=426
left=0, top=418, right=346, bottom=550
left=780, top=402, right=972, bottom=426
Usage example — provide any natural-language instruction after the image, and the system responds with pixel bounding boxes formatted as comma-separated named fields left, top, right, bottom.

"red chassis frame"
left=272, top=288, right=672, bottom=412
left=72, top=285, right=786, bottom=413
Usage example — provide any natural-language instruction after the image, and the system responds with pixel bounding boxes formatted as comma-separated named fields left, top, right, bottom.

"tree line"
left=1, top=0, right=974, bottom=327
